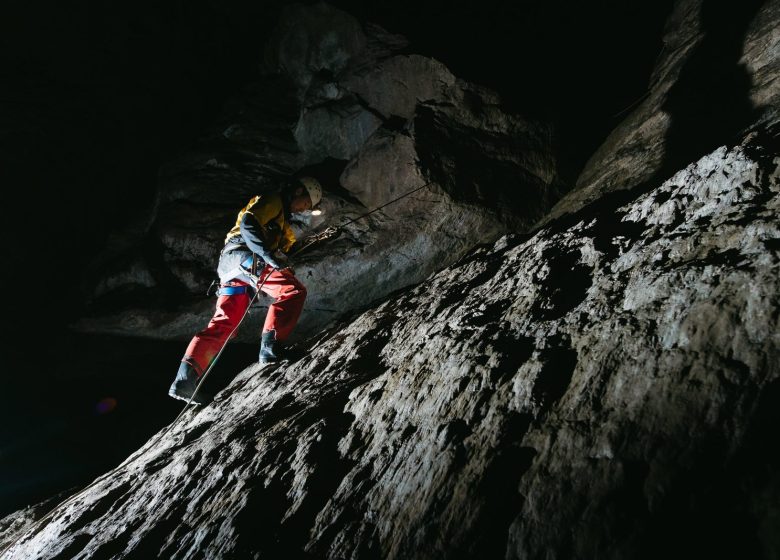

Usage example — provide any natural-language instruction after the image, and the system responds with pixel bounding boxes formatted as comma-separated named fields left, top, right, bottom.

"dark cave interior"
left=1, top=0, right=681, bottom=517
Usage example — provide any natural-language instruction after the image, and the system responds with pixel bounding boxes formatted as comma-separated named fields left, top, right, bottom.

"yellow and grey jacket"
left=225, top=193, right=296, bottom=256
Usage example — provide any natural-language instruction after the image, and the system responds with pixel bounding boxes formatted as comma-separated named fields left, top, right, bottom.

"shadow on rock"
left=658, top=0, right=765, bottom=182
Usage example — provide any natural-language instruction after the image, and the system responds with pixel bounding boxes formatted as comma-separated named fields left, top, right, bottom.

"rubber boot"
left=168, top=362, right=211, bottom=405
left=259, top=330, right=280, bottom=364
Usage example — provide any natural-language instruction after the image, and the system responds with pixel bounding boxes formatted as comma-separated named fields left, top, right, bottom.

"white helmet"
left=298, top=176, right=322, bottom=207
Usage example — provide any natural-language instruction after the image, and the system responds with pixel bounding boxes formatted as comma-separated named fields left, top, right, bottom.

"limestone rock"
left=341, top=55, right=458, bottom=120
left=293, top=95, right=383, bottom=166
left=0, top=492, right=71, bottom=553
left=262, top=3, right=368, bottom=95
left=9, top=141, right=779, bottom=559
left=76, top=5, right=559, bottom=342
left=544, top=0, right=780, bottom=224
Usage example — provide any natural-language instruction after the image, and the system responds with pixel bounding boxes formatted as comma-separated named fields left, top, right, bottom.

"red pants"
left=182, top=266, right=306, bottom=375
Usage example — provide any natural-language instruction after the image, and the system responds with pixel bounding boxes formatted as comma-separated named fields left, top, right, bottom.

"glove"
left=262, top=250, right=290, bottom=270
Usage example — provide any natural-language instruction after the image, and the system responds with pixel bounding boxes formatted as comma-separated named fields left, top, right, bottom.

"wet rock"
left=9, top=142, right=779, bottom=559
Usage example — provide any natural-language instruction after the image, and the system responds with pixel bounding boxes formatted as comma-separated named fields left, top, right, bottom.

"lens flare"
left=95, top=397, right=118, bottom=415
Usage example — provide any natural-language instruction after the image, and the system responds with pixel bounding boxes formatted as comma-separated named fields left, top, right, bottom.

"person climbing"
left=168, top=176, right=323, bottom=404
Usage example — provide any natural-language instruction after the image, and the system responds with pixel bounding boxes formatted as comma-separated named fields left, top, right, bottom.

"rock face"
left=78, top=3, right=559, bottom=342
left=544, top=0, right=780, bottom=223
left=7, top=140, right=778, bottom=559
left=0, top=492, right=71, bottom=553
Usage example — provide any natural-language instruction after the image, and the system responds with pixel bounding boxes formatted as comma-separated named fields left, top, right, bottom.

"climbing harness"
left=164, top=268, right=273, bottom=435
left=292, top=179, right=435, bottom=257
left=0, top=180, right=438, bottom=557
left=164, top=180, right=436, bottom=441
left=216, top=284, right=251, bottom=296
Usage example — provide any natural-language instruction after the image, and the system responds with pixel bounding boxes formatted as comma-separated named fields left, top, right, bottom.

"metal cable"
left=291, top=180, right=434, bottom=257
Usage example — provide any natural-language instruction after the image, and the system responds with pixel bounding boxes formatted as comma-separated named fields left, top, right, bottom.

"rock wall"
left=77, top=3, right=559, bottom=342
left=7, top=139, right=778, bottom=559
left=544, top=0, right=779, bottom=224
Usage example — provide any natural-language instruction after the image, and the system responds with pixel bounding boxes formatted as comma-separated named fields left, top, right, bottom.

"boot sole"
left=168, top=391, right=209, bottom=406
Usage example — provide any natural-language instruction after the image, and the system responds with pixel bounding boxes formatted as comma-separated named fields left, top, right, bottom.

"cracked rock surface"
left=7, top=141, right=779, bottom=559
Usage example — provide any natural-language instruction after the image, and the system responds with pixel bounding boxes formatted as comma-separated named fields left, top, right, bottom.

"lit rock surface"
left=0, top=492, right=70, bottom=554
left=77, top=3, right=559, bottom=342
left=545, top=0, right=780, bottom=224
left=7, top=141, right=779, bottom=559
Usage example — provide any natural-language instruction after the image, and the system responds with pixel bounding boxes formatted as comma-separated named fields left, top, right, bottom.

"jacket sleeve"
left=239, top=213, right=272, bottom=259
left=281, top=223, right=296, bottom=253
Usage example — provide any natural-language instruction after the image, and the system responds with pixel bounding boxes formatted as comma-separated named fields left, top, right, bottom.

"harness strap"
left=216, top=285, right=250, bottom=296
